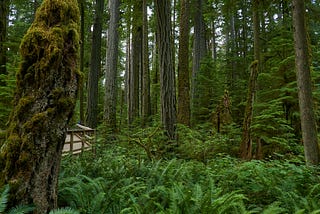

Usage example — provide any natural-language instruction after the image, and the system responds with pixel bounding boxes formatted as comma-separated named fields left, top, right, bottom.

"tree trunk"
left=104, top=0, right=120, bottom=132
left=128, top=0, right=142, bottom=125
left=240, top=0, right=260, bottom=160
left=151, top=32, right=159, bottom=116
left=0, top=0, right=8, bottom=80
left=293, top=0, right=320, bottom=165
left=79, top=0, right=85, bottom=124
left=177, top=0, right=191, bottom=126
left=141, top=0, right=151, bottom=127
left=191, top=0, right=207, bottom=124
left=240, top=61, right=259, bottom=160
left=86, top=0, right=104, bottom=128
left=155, top=0, right=177, bottom=141
left=0, top=0, right=80, bottom=212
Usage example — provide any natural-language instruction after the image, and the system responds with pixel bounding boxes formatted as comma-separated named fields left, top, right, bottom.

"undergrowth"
left=58, top=126, right=320, bottom=214
left=2, top=125, right=318, bottom=213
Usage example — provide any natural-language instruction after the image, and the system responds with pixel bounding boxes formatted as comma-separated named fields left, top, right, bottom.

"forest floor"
left=58, top=127, right=320, bottom=214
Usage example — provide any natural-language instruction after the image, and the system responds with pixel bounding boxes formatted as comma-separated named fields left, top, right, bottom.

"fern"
left=0, top=185, right=9, bottom=213
left=0, top=185, right=34, bottom=214
left=48, top=207, right=80, bottom=214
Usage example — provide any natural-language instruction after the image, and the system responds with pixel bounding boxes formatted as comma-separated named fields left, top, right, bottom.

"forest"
left=0, top=0, right=320, bottom=213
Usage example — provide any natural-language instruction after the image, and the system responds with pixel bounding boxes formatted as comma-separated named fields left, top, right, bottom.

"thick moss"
left=0, top=0, right=81, bottom=212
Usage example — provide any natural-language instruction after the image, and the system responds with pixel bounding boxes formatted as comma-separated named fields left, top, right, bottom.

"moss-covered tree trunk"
left=0, top=0, right=80, bottom=212
left=240, top=61, right=258, bottom=160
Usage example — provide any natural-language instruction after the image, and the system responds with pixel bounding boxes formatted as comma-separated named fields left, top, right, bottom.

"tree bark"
left=240, top=61, right=259, bottom=160
left=191, top=0, right=207, bottom=123
left=0, top=0, right=8, bottom=80
left=128, top=0, right=142, bottom=125
left=293, top=0, right=320, bottom=165
left=86, top=0, right=104, bottom=128
left=141, top=0, right=151, bottom=127
left=79, top=0, right=85, bottom=124
left=155, top=0, right=177, bottom=141
left=239, top=0, right=260, bottom=160
left=177, top=0, right=191, bottom=126
left=0, top=0, right=80, bottom=212
left=104, top=0, right=120, bottom=132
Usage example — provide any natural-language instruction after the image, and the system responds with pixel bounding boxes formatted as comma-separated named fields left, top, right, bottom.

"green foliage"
left=0, top=185, right=9, bottom=213
left=48, top=208, right=80, bottom=214
left=0, top=73, right=15, bottom=130
left=58, top=142, right=320, bottom=214
left=192, top=56, right=225, bottom=124
left=0, top=185, right=34, bottom=214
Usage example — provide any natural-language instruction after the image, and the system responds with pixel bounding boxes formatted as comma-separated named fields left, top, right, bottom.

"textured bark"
left=191, top=0, right=207, bottom=123
left=128, top=1, right=142, bottom=125
left=104, top=0, right=120, bottom=131
left=240, top=0, right=260, bottom=160
left=0, top=0, right=8, bottom=79
left=141, top=0, right=151, bottom=127
left=293, top=0, right=320, bottom=165
left=177, top=0, right=190, bottom=126
left=155, top=0, right=177, bottom=141
left=0, top=0, right=80, bottom=212
left=86, top=0, right=104, bottom=128
left=79, top=0, right=85, bottom=124
left=240, top=61, right=258, bottom=160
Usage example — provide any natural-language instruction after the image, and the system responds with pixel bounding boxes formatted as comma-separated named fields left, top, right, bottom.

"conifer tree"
left=293, top=0, right=320, bottom=165
left=104, top=0, right=120, bottom=132
left=86, top=0, right=104, bottom=128
left=155, top=0, right=177, bottom=141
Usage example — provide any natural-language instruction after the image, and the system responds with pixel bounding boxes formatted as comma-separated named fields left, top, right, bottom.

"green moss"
left=14, top=96, right=34, bottom=116
left=23, top=112, right=48, bottom=131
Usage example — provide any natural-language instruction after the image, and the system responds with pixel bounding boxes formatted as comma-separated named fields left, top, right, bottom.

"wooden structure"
left=63, top=124, right=95, bottom=155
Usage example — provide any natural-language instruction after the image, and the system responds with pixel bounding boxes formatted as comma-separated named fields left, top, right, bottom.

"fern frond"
left=48, top=207, right=80, bottom=214
left=0, top=185, right=9, bottom=213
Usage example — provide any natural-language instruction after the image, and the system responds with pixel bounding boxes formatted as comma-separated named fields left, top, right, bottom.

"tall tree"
left=104, top=0, right=120, bottom=132
left=141, top=0, right=151, bottom=127
left=86, top=0, right=104, bottom=128
left=177, top=0, right=191, bottom=126
left=155, top=0, right=177, bottom=141
left=191, top=0, right=207, bottom=123
left=79, top=0, right=85, bottom=124
left=128, top=0, right=142, bottom=125
left=0, top=0, right=80, bottom=212
left=240, top=0, right=260, bottom=160
left=0, top=0, right=9, bottom=79
left=292, top=0, right=320, bottom=165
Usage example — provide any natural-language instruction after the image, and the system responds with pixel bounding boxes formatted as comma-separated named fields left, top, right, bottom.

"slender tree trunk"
left=177, top=0, right=190, bottom=126
left=128, top=1, right=142, bottom=125
left=86, top=0, right=104, bottom=128
left=0, top=0, right=8, bottom=81
left=240, top=61, right=259, bottom=160
left=79, top=0, right=85, bottom=124
left=104, top=0, right=120, bottom=132
left=125, top=7, right=131, bottom=108
left=141, top=0, right=151, bottom=127
left=293, top=0, right=320, bottom=165
left=151, top=32, right=160, bottom=116
left=240, top=0, right=260, bottom=160
left=0, top=0, right=80, bottom=212
left=211, top=21, right=217, bottom=61
left=191, top=0, right=207, bottom=123
left=155, top=0, right=177, bottom=141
